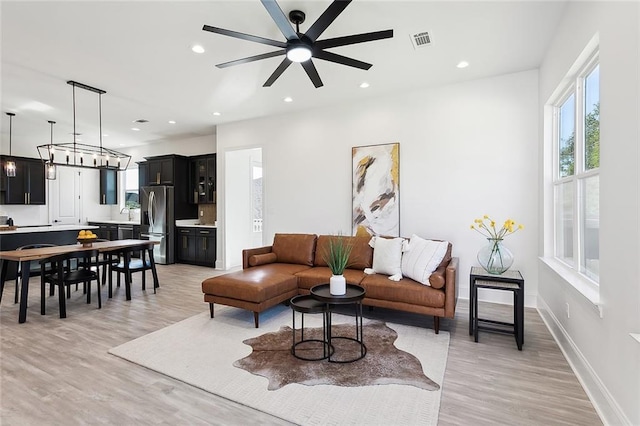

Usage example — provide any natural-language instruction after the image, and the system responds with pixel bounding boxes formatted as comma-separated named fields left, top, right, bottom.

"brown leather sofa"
left=201, top=233, right=458, bottom=332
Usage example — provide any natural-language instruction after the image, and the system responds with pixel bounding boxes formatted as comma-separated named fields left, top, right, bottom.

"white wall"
left=120, top=134, right=216, bottom=164
left=217, top=69, right=540, bottom=306
left=0, top=204, right=48, bottom=226
left=538, top=2, right=639, bottom=425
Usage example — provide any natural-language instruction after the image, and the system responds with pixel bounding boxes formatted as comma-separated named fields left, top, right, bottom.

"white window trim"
left=544, top=39, right=600, bottom=305
left=539, top=256, right=602, bottom=315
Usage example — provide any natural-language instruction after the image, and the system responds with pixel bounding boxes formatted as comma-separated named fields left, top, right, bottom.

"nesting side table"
left=310, top=283, right=367, bottom=363
left=290, top=294, right=332, bottom=361
left=469, top=266, right=524, bottom=350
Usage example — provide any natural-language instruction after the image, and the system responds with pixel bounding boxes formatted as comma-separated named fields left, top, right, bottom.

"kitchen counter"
left=0, top=224, right=99, bottom=235
left=176, top=219, right=216, bottom=229
left=88, top=219, right=139, bottom=226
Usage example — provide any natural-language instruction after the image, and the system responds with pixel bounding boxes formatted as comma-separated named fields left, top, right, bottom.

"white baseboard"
left=537, top=297, right=630, bottom=426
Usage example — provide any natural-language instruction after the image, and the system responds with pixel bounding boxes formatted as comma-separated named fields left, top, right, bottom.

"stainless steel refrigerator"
left=140, top=186, right=174, bottom=264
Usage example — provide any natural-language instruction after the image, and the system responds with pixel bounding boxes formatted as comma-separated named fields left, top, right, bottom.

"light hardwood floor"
left=0, top=263, right=601, bottom=425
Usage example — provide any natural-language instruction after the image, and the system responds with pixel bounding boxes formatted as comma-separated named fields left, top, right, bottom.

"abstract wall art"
left=352, top=142, right=400, bottom=237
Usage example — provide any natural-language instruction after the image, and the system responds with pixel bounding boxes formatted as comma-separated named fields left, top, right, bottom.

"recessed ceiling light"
left=168, top=120, right=176, bottom=124
left=102, top=134, right=109, bottom=137
left=283, top=97, right=293, bottom=103
left=119, top=143, right=125, bottom=147
left=359, top=82, right=370, bottom=88
left=212, top=112, right=221, bottom=116
left=131, top=127, right=140, bottom=131
left=191, top=45, right=205, bottom=54
left=456, top=61, right=469, bottom=69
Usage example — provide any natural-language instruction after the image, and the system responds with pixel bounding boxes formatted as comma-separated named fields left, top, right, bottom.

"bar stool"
left=290, top=294, right=333, bottom=361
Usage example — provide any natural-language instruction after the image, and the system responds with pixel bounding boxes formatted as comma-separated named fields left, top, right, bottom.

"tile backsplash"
left=199, top=204, right=217, bottom=225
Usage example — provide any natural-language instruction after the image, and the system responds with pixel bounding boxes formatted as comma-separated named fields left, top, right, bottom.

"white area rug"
left=109, top=305, right=450, bottom=425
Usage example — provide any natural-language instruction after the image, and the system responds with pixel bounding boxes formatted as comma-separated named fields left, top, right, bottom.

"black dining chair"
left=40, top=249, right=101, bottom=318
left=78, top=239, right=117, bottom=288
left=110, top=246, right=155, bottom=299
left=14, top=244, right=57, bottom=304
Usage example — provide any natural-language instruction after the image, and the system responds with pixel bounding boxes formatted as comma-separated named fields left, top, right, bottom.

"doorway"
left=224, top=147, right=263, bottom=269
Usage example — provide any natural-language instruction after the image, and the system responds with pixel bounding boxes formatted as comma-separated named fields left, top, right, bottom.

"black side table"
left=469, top=266, right=524, bottom=350
left=311, top=283, right=367, bottom=363
left=290, top=295, right=332, bottom=361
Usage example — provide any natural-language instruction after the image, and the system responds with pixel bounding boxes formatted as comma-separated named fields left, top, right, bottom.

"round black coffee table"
left=310, top=284, right=367, bottom=363
left=290, top=295, right=333, bottom=361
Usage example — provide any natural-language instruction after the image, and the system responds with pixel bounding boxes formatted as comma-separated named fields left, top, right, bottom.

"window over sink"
left=123, top=167, right=139, bottom=210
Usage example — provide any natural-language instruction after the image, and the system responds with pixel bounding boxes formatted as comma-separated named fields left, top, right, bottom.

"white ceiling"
left=1, top=1, right=566, bottom=157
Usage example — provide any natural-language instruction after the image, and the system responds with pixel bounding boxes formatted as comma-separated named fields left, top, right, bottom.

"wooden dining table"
left=0, top=239, right=160, bottom=323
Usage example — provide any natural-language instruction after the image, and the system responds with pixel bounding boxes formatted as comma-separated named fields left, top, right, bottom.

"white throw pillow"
left=364, top=236, right=404, bottom=281
left=401, top=234, right=449, bottom=286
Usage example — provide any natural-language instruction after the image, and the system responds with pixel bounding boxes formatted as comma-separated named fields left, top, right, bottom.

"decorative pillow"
left=364, top=236, right=405, bottom=281
left=248, top=253, right=277, bottom=267
left=271, top=233, right=317, bottom=266
left=401, top=234, right=449, bottom=286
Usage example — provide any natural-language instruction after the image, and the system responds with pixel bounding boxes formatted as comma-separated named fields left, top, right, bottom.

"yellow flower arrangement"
left=470, top=215, right=524, bottom=274
left=470, top=215, right=524, bottom=240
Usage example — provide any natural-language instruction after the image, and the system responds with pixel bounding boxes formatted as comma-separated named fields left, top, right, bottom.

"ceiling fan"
left=202, top=0, right=393, bottom=88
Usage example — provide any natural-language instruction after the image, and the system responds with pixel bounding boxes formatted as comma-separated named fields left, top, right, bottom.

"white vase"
left=330, top=274, right=346, bottom=295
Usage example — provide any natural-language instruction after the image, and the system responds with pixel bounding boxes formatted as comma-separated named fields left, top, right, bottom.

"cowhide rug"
left=233, top=321, right=441, bottom=391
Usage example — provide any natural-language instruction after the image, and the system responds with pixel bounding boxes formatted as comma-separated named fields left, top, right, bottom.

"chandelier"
left=37, top=80, right=131, bottom=173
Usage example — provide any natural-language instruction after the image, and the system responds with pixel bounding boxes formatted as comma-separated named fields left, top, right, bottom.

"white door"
left=49, top=167, right=81, bottom=225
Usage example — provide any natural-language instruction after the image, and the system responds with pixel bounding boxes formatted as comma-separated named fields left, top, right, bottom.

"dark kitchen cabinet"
left=0, top=156, right=45, bottom=205
left=191, top=154, right=216, bottom=204
left=89, top=222, right=119, bottom=240
left=138, top=162, right=148, bottom=188
left=147, top=158, right=173, bottom=185
left=176, top=227, right=196, bottom=263
left=140, top=155, right=194, bottom=220
left=196, top=228, right=216, bottom=267
left=176, top=227, right=216, bottom=267
left=99, top=169, right=118, bottom=205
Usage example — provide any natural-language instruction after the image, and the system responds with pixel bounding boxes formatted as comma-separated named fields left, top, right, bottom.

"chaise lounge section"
left=201, top=233, right=458, bottom=332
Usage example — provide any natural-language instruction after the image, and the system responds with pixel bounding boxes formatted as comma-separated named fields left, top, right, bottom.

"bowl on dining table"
left=77, top=236, right=98, bottom=247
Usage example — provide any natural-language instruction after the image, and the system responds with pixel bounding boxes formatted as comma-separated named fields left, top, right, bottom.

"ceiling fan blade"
left=203, top=25, right=287, bottom=48
left=301, top=60, right=324, bottom=88
left=263, top=58, right=293, bottom=87
left=315, top=29, right=394, bottom=49
left=305, top=0, right=352, bottom=42
left=216, top=50, right=286, bottom=69
left=260, top=0, right=298, bottom=41
left=313, top=50, right=372, bottom=70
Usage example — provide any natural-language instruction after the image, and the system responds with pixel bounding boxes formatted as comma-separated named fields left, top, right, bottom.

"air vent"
left=133, top=119, right=149, bottom=123
left=410, top=31, right=433, bottom=49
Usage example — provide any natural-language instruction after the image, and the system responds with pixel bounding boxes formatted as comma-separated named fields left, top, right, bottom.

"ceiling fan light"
left=286, top=46, right=312, bottom=63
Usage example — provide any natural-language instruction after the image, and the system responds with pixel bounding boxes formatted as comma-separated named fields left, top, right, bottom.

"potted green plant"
left=322, top=235, right=353, bottom=295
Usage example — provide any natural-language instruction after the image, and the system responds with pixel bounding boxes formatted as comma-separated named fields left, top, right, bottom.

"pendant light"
left=5, top=112, right=16, bottom=177
left=45, top=121, right=57, bottom=180
left=36, top=80, right=131, bottom=171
